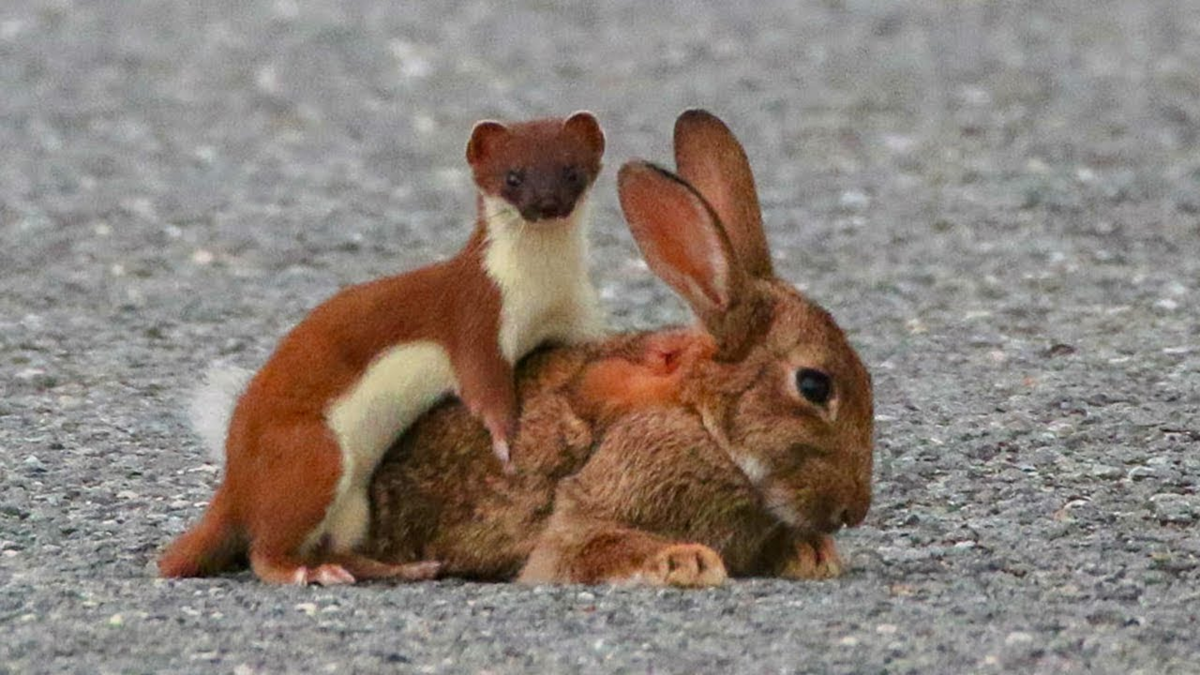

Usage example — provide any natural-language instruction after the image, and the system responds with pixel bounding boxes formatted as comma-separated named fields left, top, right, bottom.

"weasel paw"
left=391, top=560, right=442, bottom=581
left=305, top=564, right=356, bottom=586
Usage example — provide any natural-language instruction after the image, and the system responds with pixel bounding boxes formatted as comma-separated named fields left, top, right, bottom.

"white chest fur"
left=481, top=194, right=605, bottom=361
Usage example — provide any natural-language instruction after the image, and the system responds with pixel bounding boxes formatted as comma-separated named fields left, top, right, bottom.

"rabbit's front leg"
left=779, top=533, right=844, bottom=580
left=519, top=515, right=727, bottom=588
left=518, top=408, right=734, bottom=588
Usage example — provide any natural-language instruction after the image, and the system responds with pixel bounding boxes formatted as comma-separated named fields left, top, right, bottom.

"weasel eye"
left=505, top=170, right=524, bottom=188
left=796, top=368, right=832, bottom=406
left=562, top=165, right=582, bottom=185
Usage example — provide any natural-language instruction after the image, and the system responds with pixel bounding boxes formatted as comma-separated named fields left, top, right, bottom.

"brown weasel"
left=158, top=112, right=607, bottom=585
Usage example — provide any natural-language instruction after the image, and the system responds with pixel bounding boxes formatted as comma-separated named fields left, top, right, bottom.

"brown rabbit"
left=366, top=110, right=874, bottom=587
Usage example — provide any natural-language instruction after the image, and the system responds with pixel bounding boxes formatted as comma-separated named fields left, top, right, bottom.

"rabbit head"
left=616, top=110, right=874, bottom=536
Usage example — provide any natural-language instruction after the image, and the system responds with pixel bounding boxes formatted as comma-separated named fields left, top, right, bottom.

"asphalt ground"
left=1, top=1, right=1198, bottom=673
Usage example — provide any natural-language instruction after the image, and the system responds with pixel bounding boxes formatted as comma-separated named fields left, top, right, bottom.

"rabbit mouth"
left=765, top=494, right=803, bottom=528
left=763, top=485, right=840, bottom=534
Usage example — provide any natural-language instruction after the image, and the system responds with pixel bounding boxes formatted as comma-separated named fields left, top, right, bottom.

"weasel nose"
left=530, top=198, right=567, bottom=220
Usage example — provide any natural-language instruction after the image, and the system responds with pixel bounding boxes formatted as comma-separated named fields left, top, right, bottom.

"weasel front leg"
left=453, top=343, right=519, bottom=465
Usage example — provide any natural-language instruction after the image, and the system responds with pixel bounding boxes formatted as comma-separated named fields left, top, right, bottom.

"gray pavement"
left=2, top=1, right=1199, bottom=673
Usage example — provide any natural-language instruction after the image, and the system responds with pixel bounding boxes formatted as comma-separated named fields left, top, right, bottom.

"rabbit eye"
left=796, top=368, right=832, bottom=406
left=505, top=170, right=524, bottom=188
left=562, top=165, right=582, bottom=185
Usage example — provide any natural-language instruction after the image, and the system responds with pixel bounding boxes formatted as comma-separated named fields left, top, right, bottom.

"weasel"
left=158, top=112, right=607, bottom=585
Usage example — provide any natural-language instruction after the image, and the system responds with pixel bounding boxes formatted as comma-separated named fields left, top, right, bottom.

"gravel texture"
left=2, top=1, right=1199, bottom=673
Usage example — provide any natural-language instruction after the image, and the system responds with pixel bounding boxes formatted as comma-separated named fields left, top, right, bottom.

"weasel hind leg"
left=331, top=553, right=442, bottom=582
left=249, top=551, right=355, bottom=586
left=243, top=420, right=440, bottom=585
left=243, top=420, right=348, bottom=584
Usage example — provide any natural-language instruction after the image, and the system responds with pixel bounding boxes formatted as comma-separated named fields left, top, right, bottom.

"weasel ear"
left=466, top=120, right=509, bottom=166
left=563, top=111, right=605, bottom=157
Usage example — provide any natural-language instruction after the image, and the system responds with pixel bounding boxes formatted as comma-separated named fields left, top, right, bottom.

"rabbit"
left=366, top=109, right=874, bottom=587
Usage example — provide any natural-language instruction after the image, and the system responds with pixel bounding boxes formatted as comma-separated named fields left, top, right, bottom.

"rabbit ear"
left=674, top=109, right=774, bottom=279
left=618, top=161, right=748, bottom=334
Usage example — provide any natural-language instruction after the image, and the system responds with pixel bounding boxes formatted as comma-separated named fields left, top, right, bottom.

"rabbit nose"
left=829, top=476, right=872, bottom=529
left=829, top=507, right=850, bottom=530
left=838, top=502, right=868, bottom=528
left=817, top=507, right=851, bottom=533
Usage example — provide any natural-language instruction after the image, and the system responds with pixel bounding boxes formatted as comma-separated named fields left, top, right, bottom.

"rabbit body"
left=366, top=111, right=874, bottom=587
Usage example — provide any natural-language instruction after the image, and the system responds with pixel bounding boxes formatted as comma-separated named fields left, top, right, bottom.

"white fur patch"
left=188, top=365, right=253, bottom=463
left=764, top=490, right=802, bottom=528
left=732, top=454, right=769, bottom=486
left=320, top=341, right=456, bottom=551
left=481, top=194, right=606, bottom=362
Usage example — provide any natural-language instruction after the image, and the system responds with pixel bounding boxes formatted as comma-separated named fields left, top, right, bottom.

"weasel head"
left=467, top=111, right=605, bottom=224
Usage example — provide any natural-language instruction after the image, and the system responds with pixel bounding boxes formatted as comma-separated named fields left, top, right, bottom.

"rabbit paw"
left=642, top=543, right=728, bottom=588
left=782, top=534, right=843, bottom=580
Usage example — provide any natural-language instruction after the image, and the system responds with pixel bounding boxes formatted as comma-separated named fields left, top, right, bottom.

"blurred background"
left=4, top=1, right=1196, bottom=315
